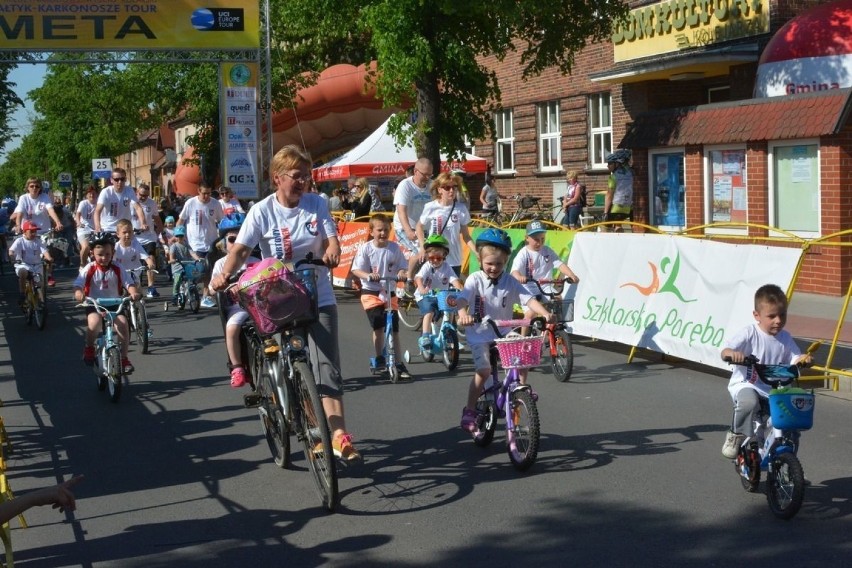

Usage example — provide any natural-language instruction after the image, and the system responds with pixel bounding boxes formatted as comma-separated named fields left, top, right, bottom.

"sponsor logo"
left=228, top=174, right=255, bottom=184
left=620, top=252, right=695, bottom=302
left=191, top=8, right=245, bottom=32
left=227, top=116, right=255, bottom=127
left=229, top=158, right=253, bottom=169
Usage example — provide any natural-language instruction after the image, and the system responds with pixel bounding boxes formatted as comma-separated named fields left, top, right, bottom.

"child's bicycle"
left=468, top=316, right=542, bottom=471
left=16, top=259, right=47, bottom=330
left=127, top=265, right=155, bottom=354
left=527, top=278, right=576, bottom=382
left=165, top=259, right=204, bottom=313
left=78, top=296, right=133, bottom=403
left=369, top=276, right=406, bottom=383
left=725, top=350, right=817, bottom=520
left=411, top=289, right=461, bottom=371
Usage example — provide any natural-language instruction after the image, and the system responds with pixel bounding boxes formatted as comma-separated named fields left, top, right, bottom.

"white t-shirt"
left=113, top=239, right=149, bottom=281
left=392, top=176, right=432, bottom=234
left=510, top=245, right=565, bottom=296
left=351, top=240, right=408, bottom=293
left=10, top=235, right=47, bottom=265
left=97, top=185, right=139, bottom=232
left=76, top=200, right=96, bottom=231
left=132, top=198, right=160, bottom=245
left=413, top=261, right=457, bottom=301
left=179, top=196, right=224, bottom=253
left=459, top=271, right=534, bottom=345
left=15, top=193, right=54, bottom=235
left=219, top=197, right=245, bottom=216
left=236, top=192, right=337, bottom=308
left=418, top=200, right=470, bottom=267
left=725, top=323, right=801, bottom=399
left=74, top=262, right=133, bottom=300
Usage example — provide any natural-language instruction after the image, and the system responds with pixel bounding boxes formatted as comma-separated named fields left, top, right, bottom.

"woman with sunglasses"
left=415, top=171, right=476, bottom=277
left=14, top=177, right=65, bottom=286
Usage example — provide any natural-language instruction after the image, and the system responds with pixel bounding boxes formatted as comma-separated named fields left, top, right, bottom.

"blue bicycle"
left=416, top=289, right=461, bottom=371
left=369, top=276, right=406, bottom=382
left=726, top=353, right=817, bottom=519
left=165, top=259, right=204, bottom=313
left=79, top=296, right=133, bottom=403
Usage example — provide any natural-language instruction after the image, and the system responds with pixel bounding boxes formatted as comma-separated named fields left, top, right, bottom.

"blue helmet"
left=475, top=228, right=512, bottom=254
left=218, top=212, right=245, bottom=237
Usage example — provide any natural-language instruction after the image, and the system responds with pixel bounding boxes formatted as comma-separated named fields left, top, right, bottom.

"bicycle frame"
left=372, top=276, right=403, bottom=382
left=81, top=296, right=132, bottom=403
left=528, top=278, right=575, bottom=382
left=418, top=290, right=460, bottom=370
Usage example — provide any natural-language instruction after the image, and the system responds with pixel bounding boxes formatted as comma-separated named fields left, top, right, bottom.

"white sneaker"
left=200, top=297, right=216, bottom=308
left=721, top=431, right=744, bottom=459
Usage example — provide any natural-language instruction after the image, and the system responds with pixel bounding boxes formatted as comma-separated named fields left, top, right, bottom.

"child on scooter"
left=350, top=216, right=413, bottom=380
left=720, top=284, right=812, bottom=459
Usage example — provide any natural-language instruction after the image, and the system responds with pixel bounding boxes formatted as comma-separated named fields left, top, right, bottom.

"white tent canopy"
left=313, top=117, right=488, bottom=182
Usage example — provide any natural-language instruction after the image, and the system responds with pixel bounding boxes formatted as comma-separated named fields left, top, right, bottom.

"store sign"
left=0, top=0, right=259, bottom=50
left=612, top=0, right=769, bottom=63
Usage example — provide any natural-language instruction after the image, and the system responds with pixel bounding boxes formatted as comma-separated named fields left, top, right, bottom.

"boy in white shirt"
left=9, top=220, right=54, bottom=306
left=455, top=229, right=553, bottom=433
left=350, top=216, right=413, bottom=380
left=114, top=219, right=156, bottom=289
left=413, top=234, right=463, bottom=351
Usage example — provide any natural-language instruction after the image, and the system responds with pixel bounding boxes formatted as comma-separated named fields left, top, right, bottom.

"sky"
left=4, top=64, right=46, bottom=155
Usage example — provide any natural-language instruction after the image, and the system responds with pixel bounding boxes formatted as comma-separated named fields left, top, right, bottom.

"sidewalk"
left=787, top=291, right=852, bottom=392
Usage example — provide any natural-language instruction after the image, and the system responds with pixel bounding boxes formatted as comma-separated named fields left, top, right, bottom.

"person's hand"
left=322, top=248, right=340, bottom=268
left=130, top=291, right=142, bottom=302
left=74, top=290, right=83, bottom=303
left=405, top=228, right=416, bottom=241
left=368, top=273, right=379, bottom=282
left=566, top=274, right=579, bottom=284
left=725, top=350, right=745, bottom=364
left=518, top=275, right=527, bottom=284
left=796, top=353, right=814, bottom=367
left=210, top=274, right=226, bottom=292
left=457, top=313, right=473, bottom=327
left=32, top=475, right=83, bottom=513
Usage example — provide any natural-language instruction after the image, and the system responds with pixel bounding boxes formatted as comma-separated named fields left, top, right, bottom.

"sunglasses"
left=226, top=235, right=237, bottom=243
left=112, top=177, right=126, bottom=182
left=427, top=254, right=445, bottom=261
left=440, top=185, right=457, bottom=190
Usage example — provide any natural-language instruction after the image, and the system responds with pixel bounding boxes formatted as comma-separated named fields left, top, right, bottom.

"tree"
left=274, top=0, right=628, bottom=169
left=0, top=62, right=25, bottom=159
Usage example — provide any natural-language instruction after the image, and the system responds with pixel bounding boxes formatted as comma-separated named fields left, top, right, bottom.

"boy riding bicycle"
left=350, top=216, right=413, bottom=380
left=9, top=220, right=54, bottom=307
left=74, top=232, right=141, bottom=375
left=455, top=229, right=554, bottom=432
left=413, top=234, right=463, bottom=351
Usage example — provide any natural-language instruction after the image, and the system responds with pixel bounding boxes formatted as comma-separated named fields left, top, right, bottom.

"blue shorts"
left=417, top=296, right=439, bottom=316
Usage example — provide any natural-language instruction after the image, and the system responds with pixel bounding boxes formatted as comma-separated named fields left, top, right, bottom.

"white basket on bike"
left=235, top=258, right=318, bottom=335
left=494, top=334, right=545, bottom=369
left=436, top=290, right=460, bottom=312
left=546, top=298, right=574, bottom=322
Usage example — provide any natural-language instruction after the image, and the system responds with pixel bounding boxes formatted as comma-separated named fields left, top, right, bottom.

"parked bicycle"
left=165, top=259, right=204, bottom=313
left=369, top=276, right=407, bottom=382
left=468, top=316, right=541, bottom=471
left=127, top=265, right=154, bottom=354
left=17, top=260, right=47, bottom=330
left=409, top=289, right=461, bottom=371
left=78, top=296, right=133, bottom=403
left=528, top=278, right=576, bottom=382
left=505, top=194, right=549, bottom=225
left=725, top=350, right=817, bottom=519
left=397, top=292, right=423, bottom=330
left=229, top=255, right=339, bottom=511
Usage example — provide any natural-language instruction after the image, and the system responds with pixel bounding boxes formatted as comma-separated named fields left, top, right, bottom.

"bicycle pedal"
left=243, top=393, right=262, bottom=408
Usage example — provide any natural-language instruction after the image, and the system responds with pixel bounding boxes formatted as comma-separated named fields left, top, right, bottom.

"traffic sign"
left=58, top=172, right=72, bottom=187
left=92, top=158, right=112, bottom=179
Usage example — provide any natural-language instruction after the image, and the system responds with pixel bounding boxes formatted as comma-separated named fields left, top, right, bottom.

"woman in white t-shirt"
left=415, top=171, right=475, bottom=276
left=210, top=145, right=361, bottom=462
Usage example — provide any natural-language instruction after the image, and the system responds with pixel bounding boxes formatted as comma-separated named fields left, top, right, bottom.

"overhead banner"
left=220, top=62, right=260, bottom=200
left=566, top=233, right=802, bottom=369
left=0, top=0, right=260, bottom=50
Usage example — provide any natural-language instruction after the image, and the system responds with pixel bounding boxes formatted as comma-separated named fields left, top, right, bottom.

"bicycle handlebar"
left=527, top=277, right=576, bottom=298
left=77, top=296, right=132, bottom=316
left=468, top=316, right=531, bottom=338
left=723, top=355, right=803, bottom=388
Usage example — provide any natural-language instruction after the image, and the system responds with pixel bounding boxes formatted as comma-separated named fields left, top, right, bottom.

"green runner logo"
left=620, top=253, right=696, bottom=303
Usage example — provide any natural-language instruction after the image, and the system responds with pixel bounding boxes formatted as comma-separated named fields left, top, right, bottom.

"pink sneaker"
left=460, top=407, right=478, bottom=433
left=230, top=366, right=248, bottom=388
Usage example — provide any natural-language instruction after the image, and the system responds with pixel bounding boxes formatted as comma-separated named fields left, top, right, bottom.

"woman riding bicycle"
left=210, top=145, right=361, bottom=462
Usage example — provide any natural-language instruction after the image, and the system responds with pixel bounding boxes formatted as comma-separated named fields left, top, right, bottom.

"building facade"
left=474, top=0, right=851, bottom=295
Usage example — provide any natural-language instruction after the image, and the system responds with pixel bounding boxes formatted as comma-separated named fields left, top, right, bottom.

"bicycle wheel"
left=473, top=394, right=498, bottom=447
left=24, top=287, right=34, bottom=326
left=189, top=286, right=200, bottom=314
left=134, top=301, right=149, bottom=354
left=766, top=452, right=805, bottom=519
left=257, top=359, right=291, bottom=468
left=550, top=329, right=573, bottom=382
left=442, top=328, right=459, bottom=371
left=94, top=346, right=107, bottom=391
left=293, top=360, right=338, bottom=511
left=397, top=297, right=423, bottom=329
left=507, top=389, right=540, bottom=471
left=178, top=283, right=188, bottom=310
left=34, top=293, right=47, bottom=330
left=106, top=346, right=123, bottom=403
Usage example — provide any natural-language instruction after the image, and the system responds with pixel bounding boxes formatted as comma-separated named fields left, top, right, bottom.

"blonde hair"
left=355, top=177, right=370, bottom=199
left=368, top=215, right=390, bottom=231
left=271, top=145, right=312, bottom=177
left=116, top=218, right=133, bottom=233
left=566, top=170, right=578, bottom=181
left=430, top=172, right=462, bottom=199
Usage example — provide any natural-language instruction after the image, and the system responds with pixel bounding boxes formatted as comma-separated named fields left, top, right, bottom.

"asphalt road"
left=1, top=268, right=851, bottom=567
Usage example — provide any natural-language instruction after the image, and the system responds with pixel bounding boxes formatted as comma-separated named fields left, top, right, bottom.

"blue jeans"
left=562, top=206, right=583, bottom=228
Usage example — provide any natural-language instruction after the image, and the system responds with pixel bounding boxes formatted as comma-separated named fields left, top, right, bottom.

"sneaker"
left=460, top=407, right=478, bottom=433
left=371, top=355, right=386, bottom=369
left=722, top=431, right=744, bottom=459
left=200, top=296, right=216, bottom=308
left=122, top=358, right=135, bottom=375
left=396, top=363, right=412, bottom=380
left=230, top=366, right=248, bottom=388
left=418, top=334, right=432, bottom=350
left=146, top=287, right=160, bottom=298
left=332, top=432, right=361, bottom=462
left=83, top=345, right=96, bottom=366
left=47, top=276, right=56, bottom=287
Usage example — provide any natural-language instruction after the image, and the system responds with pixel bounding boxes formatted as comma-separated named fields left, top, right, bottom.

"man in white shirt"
left=94, top=168, right=148, bottom=234
left=392, top=157, right=433, bottom=292
left=177, top=182, right=224, bottom=307
left=132, top=183, right=164, bottom=297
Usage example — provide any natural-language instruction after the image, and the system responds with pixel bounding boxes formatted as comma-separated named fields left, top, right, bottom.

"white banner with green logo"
left=566, top=233, right=802, bottom=370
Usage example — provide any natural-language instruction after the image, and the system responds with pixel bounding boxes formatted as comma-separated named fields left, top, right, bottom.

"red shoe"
left=230, top=366, right=248, bottom=388
left=82, top=346, right=95, bottom=366
left=122, top=359, right=134, bottom=374
left=47, top=276, right=56, bottom=287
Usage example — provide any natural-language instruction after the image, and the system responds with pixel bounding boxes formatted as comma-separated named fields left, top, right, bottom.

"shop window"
left=770, top=141, right=820, bottom=237
left=589, top=93, right=612, bottom=169
left=537, top=101, right=561, bottom=171
left=706, top=146, right=748, bottom=233
left=650, top=150, right=685, bottom=228
left=463, top=135, right=475, bottom=156
left=494, top=109, right=515, bottom=173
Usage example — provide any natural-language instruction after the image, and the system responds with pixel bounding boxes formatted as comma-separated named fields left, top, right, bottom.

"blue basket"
left=436, top=290, right=460, bottom=312
left=769, top=388, right=815, bottom=431
left=181, top=261, right=203, bottom=280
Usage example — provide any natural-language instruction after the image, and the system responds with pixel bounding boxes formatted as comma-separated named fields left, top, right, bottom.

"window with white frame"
left=770, top=140, right=820, bottom=237
left=494, top=109, right=515, bottom=173
left=589, top=92, right=612, bottom=169
left=537, top=101, right=561, bottom=170
left=463, top=135, right=475, bottom=156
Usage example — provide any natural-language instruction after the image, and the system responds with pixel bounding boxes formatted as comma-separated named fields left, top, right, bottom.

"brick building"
left=474, top=0, right=852, bottom=295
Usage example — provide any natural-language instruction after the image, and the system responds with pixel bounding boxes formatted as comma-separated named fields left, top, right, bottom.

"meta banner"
left=0, top=0, right=260, bottom=50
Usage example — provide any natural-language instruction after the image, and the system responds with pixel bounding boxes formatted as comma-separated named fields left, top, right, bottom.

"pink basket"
left=494, top=335, right=545, bottom=369
left=235, top=260, right=318, bottom=335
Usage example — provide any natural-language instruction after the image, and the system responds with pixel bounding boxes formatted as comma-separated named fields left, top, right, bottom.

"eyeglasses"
left=440, top=185, right=457, bottom=191
left=112, top=177, right=125, bottom=182
left=27, top=183, right=39, bottom=188
left=226, top=235, right=237, bottom=243
left=280, top=172, right=310, bottom=184
left=415, top=168, right=432, bottom=178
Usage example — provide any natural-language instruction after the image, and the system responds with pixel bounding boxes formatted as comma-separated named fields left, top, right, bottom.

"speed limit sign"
left=58, top=172, right=72, bottom=187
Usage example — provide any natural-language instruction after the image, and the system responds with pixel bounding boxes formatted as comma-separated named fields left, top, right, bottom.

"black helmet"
left=605, top=149, right=631, bottom=165
left=88, top=231, right=116, bottom=247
